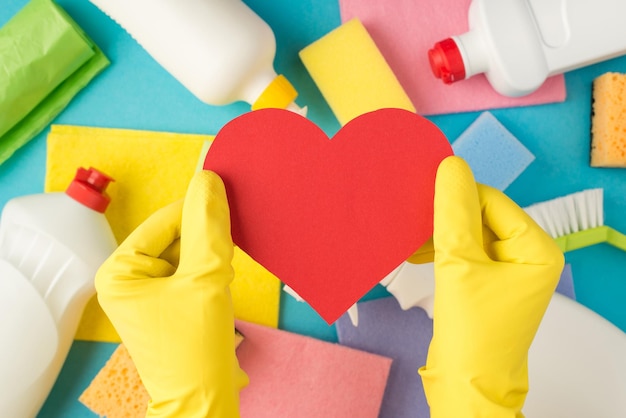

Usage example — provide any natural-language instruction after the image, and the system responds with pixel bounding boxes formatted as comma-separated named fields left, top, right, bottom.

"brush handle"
left=554, top=226, right=626, bottom=252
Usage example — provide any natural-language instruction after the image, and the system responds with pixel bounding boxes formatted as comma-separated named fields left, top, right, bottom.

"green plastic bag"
left=0, top=0, right=109, bottom=165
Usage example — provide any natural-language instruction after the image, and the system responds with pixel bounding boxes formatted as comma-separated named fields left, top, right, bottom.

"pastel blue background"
left=1, top=0, right=625, bottom=416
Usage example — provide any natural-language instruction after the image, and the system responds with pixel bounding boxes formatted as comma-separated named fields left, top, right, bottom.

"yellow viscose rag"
left=45, top=125, right=280, bottom=342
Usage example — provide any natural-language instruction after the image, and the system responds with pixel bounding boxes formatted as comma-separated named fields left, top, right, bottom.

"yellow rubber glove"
left=416, top=156, right=565, bottom=417
left=95, top=170, right=248, bottom=417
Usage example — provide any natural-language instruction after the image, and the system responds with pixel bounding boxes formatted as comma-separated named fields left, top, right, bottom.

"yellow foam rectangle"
left=46, top=125, right=280, bottom=342
left=299, top=18, right=415, bottom=126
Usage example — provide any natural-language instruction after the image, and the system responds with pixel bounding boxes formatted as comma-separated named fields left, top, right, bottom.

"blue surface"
left=1, top=0, right=625, bottom=416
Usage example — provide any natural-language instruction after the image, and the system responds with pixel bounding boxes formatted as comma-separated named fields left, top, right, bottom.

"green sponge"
left=0, top=0, right=109, bottom=165
left=299, top=18, right=415, bottom=126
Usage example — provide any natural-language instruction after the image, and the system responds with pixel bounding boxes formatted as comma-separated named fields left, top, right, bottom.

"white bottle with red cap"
left=428, top=0, right=626, bottom=97
left=88, top=0, right=304, bottom=113
left=0, top=167, right=118, bottom=418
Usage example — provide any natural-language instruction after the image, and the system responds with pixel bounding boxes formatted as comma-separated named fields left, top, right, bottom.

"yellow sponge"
left=299, top=18, right=415, bottom=126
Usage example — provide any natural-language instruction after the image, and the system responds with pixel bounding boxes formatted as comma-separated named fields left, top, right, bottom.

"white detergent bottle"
left=428, top=0, right=626, bottom=97
left=0, top=167, right=118, bottom=418
left=89, top=0, right=304, bottom=113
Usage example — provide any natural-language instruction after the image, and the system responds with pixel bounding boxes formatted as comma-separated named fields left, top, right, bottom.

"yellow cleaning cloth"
left=299, top=18, right=415, bottom=126
left=46, top=125, right=281, bottom=342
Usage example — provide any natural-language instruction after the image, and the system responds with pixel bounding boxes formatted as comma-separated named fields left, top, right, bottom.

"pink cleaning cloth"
left=339, top=0, right=566, bottom=115
left=236, top=320, right=392, bottom=418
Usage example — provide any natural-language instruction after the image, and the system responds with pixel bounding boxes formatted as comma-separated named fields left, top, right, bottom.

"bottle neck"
left=429, top=30, right=490, bottom=84
left=454, top=30, right=490, bottom=79
left=242, top=70, right=302, bottom=113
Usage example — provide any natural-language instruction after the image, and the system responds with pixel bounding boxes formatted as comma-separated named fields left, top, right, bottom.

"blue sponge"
left=452, top=112, right=534, bottom=190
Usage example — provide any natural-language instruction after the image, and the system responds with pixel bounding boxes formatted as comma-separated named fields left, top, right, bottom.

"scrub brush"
left=523, top=188, right=626, bottom=253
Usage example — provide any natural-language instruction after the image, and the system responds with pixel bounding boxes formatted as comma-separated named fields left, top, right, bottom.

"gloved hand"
left=95, top=170, right=248, bottom=417
left=414, top=156, right=564, bottom=417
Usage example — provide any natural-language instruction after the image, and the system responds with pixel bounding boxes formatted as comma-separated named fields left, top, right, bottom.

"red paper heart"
left=204, top=108, right=452, bottom=324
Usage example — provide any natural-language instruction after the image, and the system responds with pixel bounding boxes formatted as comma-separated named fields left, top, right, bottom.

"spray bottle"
left=89, top=0, right=304, bottom=112
left=428, top=0, right=626, bottom=97
left=0, top=167, right=117, bottom=417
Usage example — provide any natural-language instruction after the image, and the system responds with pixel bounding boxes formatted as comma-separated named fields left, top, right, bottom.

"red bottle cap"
left=65, top=167, right=115, bottom=213
left=428, top=38, right=466, bottom=84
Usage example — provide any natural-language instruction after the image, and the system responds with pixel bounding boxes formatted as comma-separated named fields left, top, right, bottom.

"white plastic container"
left=428, top=0, right=626, bottom=97
left=0, top=167, right=117, bottom=418
left=89, top=0, right=303, bottom=112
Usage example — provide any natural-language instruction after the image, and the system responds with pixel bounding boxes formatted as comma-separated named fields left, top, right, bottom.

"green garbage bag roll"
left=0, top=0, right=109, bottom=165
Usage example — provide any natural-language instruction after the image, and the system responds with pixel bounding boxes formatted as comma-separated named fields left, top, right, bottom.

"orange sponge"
left=79, top=331, right=244, bottom=417
left=78, top=344, right=149, bottom=417
left=591, top=72, right=626, bottom=167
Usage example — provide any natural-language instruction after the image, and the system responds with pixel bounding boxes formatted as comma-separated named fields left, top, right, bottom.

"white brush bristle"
left=523, top=189, right=604, bottom=239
